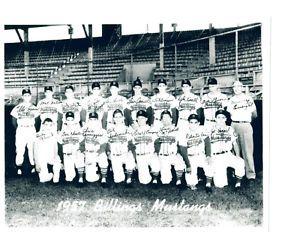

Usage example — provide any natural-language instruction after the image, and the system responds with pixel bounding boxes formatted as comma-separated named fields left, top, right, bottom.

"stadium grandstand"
left=4, top=23, right=262, bottom=104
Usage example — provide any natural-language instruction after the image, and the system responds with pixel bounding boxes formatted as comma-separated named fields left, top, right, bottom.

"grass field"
left=5, top=170, right=263, bottom=227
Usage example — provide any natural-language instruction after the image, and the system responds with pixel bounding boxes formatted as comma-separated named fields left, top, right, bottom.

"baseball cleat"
left=40, top=173, right=53, bottom=183
left=17, top=169, right=22, bottom=175
left=176, top=180, right=182, bottom=186
left=78, top=177, right=84, bottom=183
left=126, top=178, right=132, bottom=184
left=31, top=168, right=36, bottom=173
left=152, top=179, right=158, bottom=184
left=101, top=178, right=107, bottom=183
left=188, top=185, right=197, bottom=191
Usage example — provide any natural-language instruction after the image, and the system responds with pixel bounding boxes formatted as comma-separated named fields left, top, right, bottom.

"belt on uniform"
left=205, top=119, right=215, bottom=122
left=232, top=120, right=250, bottom=123
left=19, top=125, right=34, bottom=128
left=136, top=153, right=150, bottom=156
left=159, top=153, right=175, bottom=156
left=188, top=153, right=200, bottom=156
left=85, top=150, right=98, bottom=153
left=213, top=151, right=230, bottom=155
left=111, top=153, right=122, bottom=156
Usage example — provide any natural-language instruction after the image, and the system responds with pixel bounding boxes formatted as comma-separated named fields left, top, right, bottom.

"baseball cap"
left=160, top=110, right=172, bottom=119
left=89, top=112, right=98, bottom=119
left=43, top=118, right=53, bottom=123
left=158, top=78, right=167, bottom=85
left=110, top=81, right=119, bottom=88
left=188, top=114, right=199, bottom=122
left=22, top=88, right=31, bottom=95
left=92, top=82, right=101, bottom=89
left=65, top=111, right=75, bottom=119
left=65, top=85, right=74, bottom=91
left=44, top=86, right=53, bottom=92
left=215, top=109, right=229, bottom=118
left=113, top=109, right=123, bottom=117
left=181, top=79, right=191, bottom=87
left=136, top=110, right=148, bottom=118
left=207, top=77, right=218, bottom=85
left=133, top=77, right=142, bottom=87
left=233, top=80, right=243, bottom=87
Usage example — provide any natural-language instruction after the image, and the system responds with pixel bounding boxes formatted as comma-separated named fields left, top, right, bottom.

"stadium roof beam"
left=14, top=29, right=23, bottom=43
left=82, top=24, right=89, bottom=38
left=4, top=25, right=63, bottom=30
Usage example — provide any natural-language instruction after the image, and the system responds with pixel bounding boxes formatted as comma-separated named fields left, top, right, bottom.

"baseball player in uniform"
left=37, top=86, right=62, bottom=133
left=184, top=114, right=213, bottom=191
left=10, top=88, right=40, bottom=175
left=107, top=109, right=136, bottom=185
left=227, top=81, right=257, bottom=181
left=103, top=81, right=129, bottom=130
left=155, top=110, right=191, bottom=186
left=81, top=82, right=106, bottom=128
left=176, top=79, right=202, bottom=129
left=150, top=78, right=178, bottom=129
left=61, top=85, right=82, bottom=128
left=82, top=112, right=109, bottom=185
left=209, top=109, right=245, bottom=189
left=57, top=112, right=85, bottom=184
left=127, top=77, right=152, bottom=129
left=201, top=77, right=228, bottom=130
left=129, top=110, right=160, bottom=185
left=33, top=118, right=62, bottom=183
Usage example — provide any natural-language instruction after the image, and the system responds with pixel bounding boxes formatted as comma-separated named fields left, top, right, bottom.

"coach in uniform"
left=201, top=77, right=228, bottom=130
left=176, top=79, right=202, bottom=129
left=227, top=81, right=257, bottom=181
left=11, top=88, right=40, bottom=175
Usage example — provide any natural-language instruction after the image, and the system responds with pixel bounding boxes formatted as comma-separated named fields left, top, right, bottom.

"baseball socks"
left=205, top=177, right=213, bottom=193
left=175, top=170, right=183, bottom=186
left=16, top=166, right=22, bottom=175
left=151, top=172, right=159, bottom=184
left=126, top=170, right=133, bottom=184
left=235, top=178, right=242, bottom=188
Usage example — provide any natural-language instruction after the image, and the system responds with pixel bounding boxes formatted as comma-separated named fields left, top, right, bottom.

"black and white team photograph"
left=3, top=21, right=264, bottom=228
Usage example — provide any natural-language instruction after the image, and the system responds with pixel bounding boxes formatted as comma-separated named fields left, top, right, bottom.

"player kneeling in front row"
left=34, top=118, right=62, bottom=183
left=107, top=109, right=136, bottom=186
left=129, top=110, right=160, bottom=186
left=58, top=112, right=85, bottom=185
left=184, top=114, right=213, bottom=192
left=83, top=112, right=109, bottom=185
left=209, top=109, right=245, bottom=189
left=155, top=110, right=191, bottom=186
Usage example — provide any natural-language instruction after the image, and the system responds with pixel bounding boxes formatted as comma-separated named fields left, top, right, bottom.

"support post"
left=23, top=28, right=29, bottom=85
left=235, top=31, right=239, bottom=80
left=159, top=24, right=164, bottom=70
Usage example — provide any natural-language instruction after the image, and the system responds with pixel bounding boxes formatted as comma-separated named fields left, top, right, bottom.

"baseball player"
left=201, top=77, right=228, bottom=130
left=176, top=79, right=202, bottom=129
left=61, top=85, right=83, bottom=128
left=81, top=82, right=106, bottom=128
left=102, top=81, right=129, bottom=130
left=227, top=81, right=257, bottom=181
left=127, top=77, right=152, bottom=129
left=33, top=118, right=62, bottom=183
left=57, top=112, right=85, bottom=184
left=82, top=112, right=109, bottom=185
left=107, top=109, right=136, bottom=185
left=155, top=110, right=191, bottom=186
left=37, top=86, right=63, bottom=133
left=150, top=78, right=178, bottom=129
left=129, top=110, right=160, bottom=185
left=10, top=88, right=40, bottom=175
left=209, top=109, right=245, bottom=189
left=184, top=114, right=213, bottom=192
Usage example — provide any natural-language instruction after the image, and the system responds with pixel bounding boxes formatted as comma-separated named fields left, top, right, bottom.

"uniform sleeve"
left=57, top=131, right=63, bottom=144
left=99, top=129, right=108, bottom=144
left=57, top=101, right=63, bottom=114
left=10, top=106, right=18, bottom=118
left=226, top=98, right=234, bottom=113
left=229, top=126, right=238, bottom=143
left=122, top=97, right=129, bottom=110
left=34, top=105, right=40, bottom=118
left=196, top=96, right=202, bottom=109
left=171, top=96, right=179, bottom=109
left=221, top=93, right=229, bottom=109
left=247, top=96, right=256, bottom=112
left=177, top=128, right=187, bottom=146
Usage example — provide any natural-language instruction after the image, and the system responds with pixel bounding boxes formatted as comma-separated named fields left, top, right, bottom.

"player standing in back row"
left=10, top=88, right=40, bottom=175
left=227, top=81, right=257, bottom=182
left=201, top=77, right=228, bottom=130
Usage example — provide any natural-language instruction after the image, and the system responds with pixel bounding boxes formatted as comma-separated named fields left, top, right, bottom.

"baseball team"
left=10, top=76, right=257, bottom=192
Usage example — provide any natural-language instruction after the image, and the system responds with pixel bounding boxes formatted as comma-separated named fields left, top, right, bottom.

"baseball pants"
left=185, top=153, right=213, bottom=186
left=38, top=155, right=61, bottom=183
left=232, top=122, right=256, bottom=179
left=158, top=153, right=185, bottom=184
left=211, top=152, right=245, bottom=188
left=110, top=151, right=136, bottom=183
left=15, top=126, right=36, bottom=166
left=63, top=150, right=85, bottom=182
left=85, top=151, right=108, bottom=182
left=136, top=153, right=160, bottom=184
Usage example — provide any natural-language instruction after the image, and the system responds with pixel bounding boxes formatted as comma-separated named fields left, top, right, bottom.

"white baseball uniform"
left=130, top=125, right=160, bottom=184
left=10, top=102, right=40, bottom=166
left=127, top=94, right=151, bottom=127
left=177, top=92, right=202, bottom=129
left=33, top=128, right=61, bottom=183
left=57, top=123, right=85, bottom=182
left=103, top=95, right=128, bottom=130
left=82, top=121, right=108, bottom=182
left=227, top=93, right=256, bottom=179
left=209, top=125, right=245, bottom=188
left=81, top=94, right=106, bottom=127
left=150, top=92, right=178, bottom=128
left=107, top=124, right=136, bottom=183
left=61, top=98, right=82, bottom=127
left=201, top=92, right=228, bottom=129
left=184, top=126, right=213, bottom=186
left=156, top=125, right=186, bottom=184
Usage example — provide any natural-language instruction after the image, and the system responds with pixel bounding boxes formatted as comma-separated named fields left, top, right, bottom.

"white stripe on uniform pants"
left=231, top=122, right=256, bottom=179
